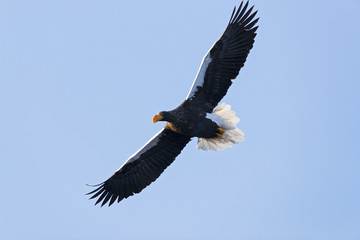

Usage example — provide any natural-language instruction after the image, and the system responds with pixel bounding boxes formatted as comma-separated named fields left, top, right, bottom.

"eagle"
left=88, top=1, right=259, bottom=206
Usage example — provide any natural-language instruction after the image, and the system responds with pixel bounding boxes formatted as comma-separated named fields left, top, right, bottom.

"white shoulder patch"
left=186, top=49, right=212, bottom=100
left=205, top=112, right=224, bottom=126
left=124, top=129, right=164, bottom=165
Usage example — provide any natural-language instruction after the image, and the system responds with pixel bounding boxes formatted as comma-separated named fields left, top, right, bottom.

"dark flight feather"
left=88, top=129, right=190, bottom=206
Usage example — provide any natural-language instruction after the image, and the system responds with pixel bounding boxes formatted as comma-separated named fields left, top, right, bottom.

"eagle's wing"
left=186, top=1, right=259, bottom=111
left=87, top=129, right=191, bottom=206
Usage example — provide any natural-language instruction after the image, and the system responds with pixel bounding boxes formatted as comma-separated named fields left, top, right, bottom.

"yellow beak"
left=152, top=113, right=163, bottom=124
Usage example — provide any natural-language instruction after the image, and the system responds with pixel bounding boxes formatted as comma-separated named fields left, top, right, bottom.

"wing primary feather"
left=230, top=2, right=243, bottom=24
left=244, top=17, right=259, bottom=29
left=239, top=6, right=254, bottom=24
left=242, top=10, right=257, bottom=27
left=246, top=26, right=258, bottom=36
left=86, top=185, right=103, bottom=195
left=101, top=191, right=113, bottom=207
left=86, top=182, right=104, bottom=187
left=95, top=191, right=109, bottom=206
left=117, top=195, right=124, bottom=203
left=109, top=194, right=118, bottom=206
left=89, top=187, right=105, bottom=199
left=234, top=1, right=249, bottom=23
left=228, top=6, right=237, bottom=25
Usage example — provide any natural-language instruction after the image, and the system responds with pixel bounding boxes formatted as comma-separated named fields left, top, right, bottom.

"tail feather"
left=197, top=103, right=244, bottom=151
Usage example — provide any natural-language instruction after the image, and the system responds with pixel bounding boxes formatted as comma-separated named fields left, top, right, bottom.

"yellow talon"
left=216, top=127, right=225, bottom=138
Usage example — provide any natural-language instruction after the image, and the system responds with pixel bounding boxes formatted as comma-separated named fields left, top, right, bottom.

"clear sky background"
left=1, top=0, right=359, bottom=239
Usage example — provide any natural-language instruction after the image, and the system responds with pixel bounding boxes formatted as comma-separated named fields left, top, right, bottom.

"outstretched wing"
left=186, top=1, right=259, bottom=111
left=87, top=128, right=191, bottom=206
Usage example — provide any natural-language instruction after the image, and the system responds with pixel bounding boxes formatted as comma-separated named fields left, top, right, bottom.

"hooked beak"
left=152, top=113, right=163, bottom=124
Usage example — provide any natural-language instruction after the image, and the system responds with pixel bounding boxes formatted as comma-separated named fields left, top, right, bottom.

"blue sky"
left=1, top=0, right=359, bottom=239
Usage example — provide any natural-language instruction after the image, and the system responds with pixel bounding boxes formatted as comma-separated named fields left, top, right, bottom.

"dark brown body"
left=161, top=100, right=220, bottom=138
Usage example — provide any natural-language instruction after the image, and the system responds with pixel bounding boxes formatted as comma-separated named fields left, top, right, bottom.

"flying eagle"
left=88, top=1, right=259, bottom=206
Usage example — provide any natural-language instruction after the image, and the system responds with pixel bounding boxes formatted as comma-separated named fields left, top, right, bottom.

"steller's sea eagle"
left=88, top=1, right=259, bottom=206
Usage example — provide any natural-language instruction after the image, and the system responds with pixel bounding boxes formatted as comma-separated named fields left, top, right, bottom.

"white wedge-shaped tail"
left=197, top=103, right=244, bottom=151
